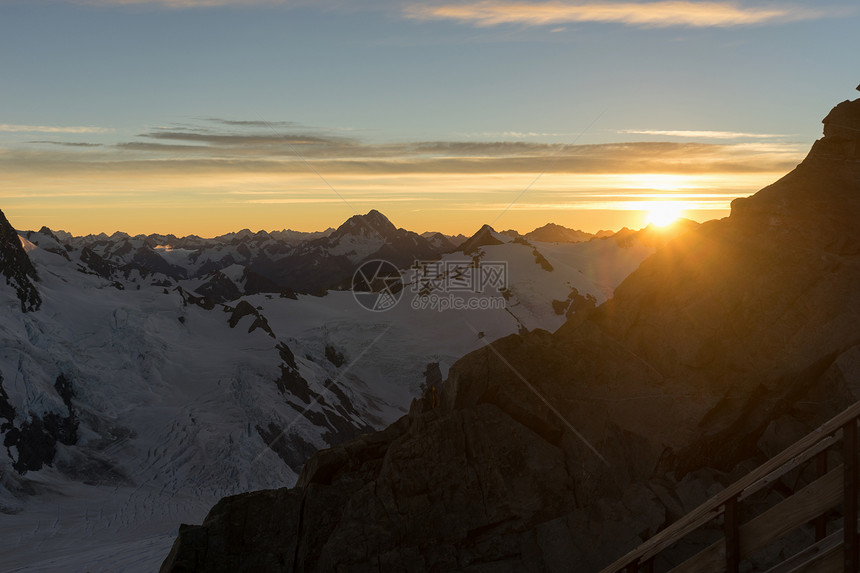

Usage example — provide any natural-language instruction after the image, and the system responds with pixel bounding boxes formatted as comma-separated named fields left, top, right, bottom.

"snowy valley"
left=0, top=209, right=690, bottom=571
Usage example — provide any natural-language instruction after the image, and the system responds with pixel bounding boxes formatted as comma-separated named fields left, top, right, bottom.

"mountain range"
left=158, top=96, right=860, bottom=572
left=0, top=197, right=687, bottom=570
left=15, top=211, right=626, bottom=304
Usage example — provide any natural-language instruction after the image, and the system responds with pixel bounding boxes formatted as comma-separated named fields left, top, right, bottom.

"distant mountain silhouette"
left=525, top=222, right=594, bottom=243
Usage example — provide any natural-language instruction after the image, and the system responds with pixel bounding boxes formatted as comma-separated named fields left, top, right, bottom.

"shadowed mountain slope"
left=0, top=209, right=40, bottom=312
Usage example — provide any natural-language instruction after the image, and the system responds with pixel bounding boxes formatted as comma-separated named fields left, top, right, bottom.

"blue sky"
left=1, top=0, right=858, bottom=236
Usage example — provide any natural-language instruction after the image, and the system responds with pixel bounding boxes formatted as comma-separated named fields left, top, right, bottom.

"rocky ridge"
left=0, top=209, right=40, bottom=312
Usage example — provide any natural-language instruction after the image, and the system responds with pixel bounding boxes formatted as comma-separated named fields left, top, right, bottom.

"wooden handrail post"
left=724, top=495, right=740, bottom=573
left=640, top=557, right=653, bottom=573
left=844, top=418, right=858, bottom=573
left=816, top=450, right=828, bottom=541
left=625, top=560, right=638, bottom=573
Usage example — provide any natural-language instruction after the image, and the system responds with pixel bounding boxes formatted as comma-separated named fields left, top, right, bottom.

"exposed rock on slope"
left=0, top=209, right=40, bottom=312
left=1, top=372, right=79, bottom=474
left=162, top=96, right=860, bottom=572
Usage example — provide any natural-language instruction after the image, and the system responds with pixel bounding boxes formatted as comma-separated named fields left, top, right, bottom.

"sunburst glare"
left=647, top=202, right=685, bottom=227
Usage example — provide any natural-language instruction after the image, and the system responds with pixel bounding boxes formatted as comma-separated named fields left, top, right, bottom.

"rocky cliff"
left=0, top=209, right=40, bottom=312
left=160, top=95, right=860, bottom=572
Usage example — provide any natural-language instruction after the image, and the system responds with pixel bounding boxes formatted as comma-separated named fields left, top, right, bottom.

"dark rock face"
left=121, top=246, right=188, bottom=280
left=226, top=300, right=274, bottom=337
left=194, top=270, right=242, bottom=303
left=552, top=286, right=597, bottom=318
left=161, top=97, right=860, bottom=572
left=1, top=374, right=79, bottom=474
left=323, top=344, right=345, bottom=367
left=79, top=247, right=118, bottom=279
left=176, top=286, right=216, bottom=310
left=241, top=267, right=281, bottom=296
left=0, top=209, right=41, bottom=312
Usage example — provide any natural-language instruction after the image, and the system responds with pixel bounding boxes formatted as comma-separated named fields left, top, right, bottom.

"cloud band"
left=404, top=1, right=828, bottom=29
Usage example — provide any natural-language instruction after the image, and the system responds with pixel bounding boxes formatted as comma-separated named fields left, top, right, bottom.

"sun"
left=647, top=203, right=684, bottom=227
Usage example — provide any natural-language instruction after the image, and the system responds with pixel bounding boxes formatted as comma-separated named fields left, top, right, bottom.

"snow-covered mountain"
left=0, top=209, right=691, bottom=572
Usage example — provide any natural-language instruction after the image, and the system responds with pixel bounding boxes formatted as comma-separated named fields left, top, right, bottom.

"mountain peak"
left=362, top=209, right=396, bottom=233
left=333, top=210, right=398, bottom=239
left=459, top=223, right=504, bottom=254
left=38, top=226, right=61, bottom=242
left=0, top=209, right=41, bottom=312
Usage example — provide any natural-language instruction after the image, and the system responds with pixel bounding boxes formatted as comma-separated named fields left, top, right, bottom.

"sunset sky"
left=1, top=0, right=858, bottom=236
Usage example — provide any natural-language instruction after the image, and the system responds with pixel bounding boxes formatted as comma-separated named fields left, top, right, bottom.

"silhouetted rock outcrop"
left=161, top=95, right=860, bottom=572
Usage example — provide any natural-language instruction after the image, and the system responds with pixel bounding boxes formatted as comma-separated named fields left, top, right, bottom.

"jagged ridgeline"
left=0, top=209, right=40, bottom=312
left=161, top=95, right=860, bottom=572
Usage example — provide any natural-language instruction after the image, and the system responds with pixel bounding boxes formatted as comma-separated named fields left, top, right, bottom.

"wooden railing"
left=599, top=400, right=860, bottom=573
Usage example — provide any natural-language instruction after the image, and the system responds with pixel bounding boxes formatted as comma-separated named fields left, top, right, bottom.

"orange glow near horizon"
left=0, top=118, right=805, bottom=236
left=0, top=168, right=782, bottom=237
left=0, top=104, right=802, bottom=237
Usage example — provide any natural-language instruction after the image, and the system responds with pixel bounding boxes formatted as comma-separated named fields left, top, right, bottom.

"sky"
left=1, top=0, right=858, bottom=237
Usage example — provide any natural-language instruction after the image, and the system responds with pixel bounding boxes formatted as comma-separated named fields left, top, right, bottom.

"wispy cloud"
left=0, top=124, right=113, bottom=134
left=28, top=140, right=104, bottom=147
left=460, top=130, right=579, bottom=139
left=619, top=129, right=787, bottom=139
left=404, top=1, right=831, bottom=28
left=71, top=0, right=289, bottom=7
left=100, top=120, right=805, bottom=173
left=141, top=129, right=340, bottom=146
left=198, top=118, right=302, bottom=128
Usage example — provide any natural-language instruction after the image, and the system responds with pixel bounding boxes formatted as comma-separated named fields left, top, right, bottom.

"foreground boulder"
left=161, top=95, right=860, bottom=572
